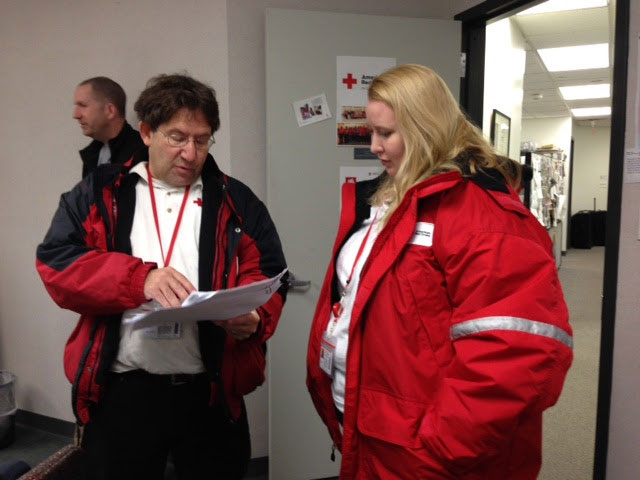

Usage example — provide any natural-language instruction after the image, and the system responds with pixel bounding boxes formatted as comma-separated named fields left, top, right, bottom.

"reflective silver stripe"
left=450, top=316, right=573, bottom=349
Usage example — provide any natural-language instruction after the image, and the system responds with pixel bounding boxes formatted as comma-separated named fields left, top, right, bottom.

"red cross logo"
left=193, top=198, right=203, bottom=207
left=342, top=73, right=357, bottom=89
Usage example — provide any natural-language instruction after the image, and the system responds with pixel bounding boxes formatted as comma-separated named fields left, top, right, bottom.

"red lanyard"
left=146, top=164, right=191, bottom=267
left=331, top=210, right=379, bottom=319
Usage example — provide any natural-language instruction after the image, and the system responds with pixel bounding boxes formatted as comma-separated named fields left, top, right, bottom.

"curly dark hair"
left=134, top=74, right=220, bottom=133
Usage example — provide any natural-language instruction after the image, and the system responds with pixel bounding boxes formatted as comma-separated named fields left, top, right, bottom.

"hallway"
left=540, top=247, right=604, bottom=479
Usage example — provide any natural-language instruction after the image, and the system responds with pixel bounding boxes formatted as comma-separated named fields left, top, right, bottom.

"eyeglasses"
left=158, top=130, right=215, bottom=151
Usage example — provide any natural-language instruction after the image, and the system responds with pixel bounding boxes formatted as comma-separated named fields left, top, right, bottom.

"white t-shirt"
left=112, top=162, right=205, bottom=374
left=328, top=204, right=387, bottom=412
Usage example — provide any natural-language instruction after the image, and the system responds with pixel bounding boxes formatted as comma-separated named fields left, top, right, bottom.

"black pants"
left=81, top=370, right=250, bottom=480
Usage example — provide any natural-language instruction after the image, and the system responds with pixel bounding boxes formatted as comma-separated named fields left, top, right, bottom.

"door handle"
left=287, top=271, right=311, bottom=291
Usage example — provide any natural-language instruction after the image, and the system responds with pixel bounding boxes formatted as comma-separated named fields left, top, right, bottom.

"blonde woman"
left=307, top=64, right=573, bottom=479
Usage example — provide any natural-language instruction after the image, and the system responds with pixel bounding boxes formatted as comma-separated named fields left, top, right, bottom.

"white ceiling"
left=510, top=1, right=616, bottom=127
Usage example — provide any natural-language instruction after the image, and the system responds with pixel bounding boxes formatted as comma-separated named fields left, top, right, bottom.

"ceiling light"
left=538, top=44, right=609, bottom=71
left=571, top=107, right=611, bottom=117
left=560, top=84, right=610, bottom=100
left=518, top=0, right=608, bottom=15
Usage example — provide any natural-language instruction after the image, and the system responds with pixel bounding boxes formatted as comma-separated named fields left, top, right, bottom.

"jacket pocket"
left=357, top=388, right=462, bottom=479
left=225, top=339, right=266, bottom=397
left=357, top=387, right=428, bottom=448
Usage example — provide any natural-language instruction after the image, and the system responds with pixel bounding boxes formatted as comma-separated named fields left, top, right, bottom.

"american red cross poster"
left=336, top=56, right=396, bottom=147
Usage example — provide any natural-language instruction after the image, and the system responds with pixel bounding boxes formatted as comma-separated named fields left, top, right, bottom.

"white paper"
left=624, top=149, right=640, bottom=183
left=123, top=269, right=287, bottom=330
left=556, top=194, right=567, bottom=220
left=599, top=174, right=608, bottom=186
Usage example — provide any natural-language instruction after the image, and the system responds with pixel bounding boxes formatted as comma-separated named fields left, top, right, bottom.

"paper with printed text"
left=122, top=269, right=287, bottom=330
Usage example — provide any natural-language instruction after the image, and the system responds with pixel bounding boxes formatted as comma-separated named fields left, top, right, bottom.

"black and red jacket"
left=36, top=150, right=288, bottom=425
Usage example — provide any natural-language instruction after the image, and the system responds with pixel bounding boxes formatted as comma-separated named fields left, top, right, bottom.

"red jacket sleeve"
left=36, top=182, right=153, bottom=315
left=422, top=193, right=573, bottom=473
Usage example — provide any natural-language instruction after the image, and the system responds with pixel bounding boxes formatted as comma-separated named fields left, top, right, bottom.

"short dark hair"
left=134, top=74, right=220, bottom=133
left=79, top=77, right=126, bottom=117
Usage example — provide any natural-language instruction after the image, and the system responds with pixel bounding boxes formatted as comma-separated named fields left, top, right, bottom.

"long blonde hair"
left=368, top=64, right=521, bottom=221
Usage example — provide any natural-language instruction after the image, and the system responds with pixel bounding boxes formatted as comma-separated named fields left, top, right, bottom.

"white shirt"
left=112, top=161, right=205, bottom=374
left=97, top=143, right=111, bottom=166
left=328, top=204, right=387, bottom=412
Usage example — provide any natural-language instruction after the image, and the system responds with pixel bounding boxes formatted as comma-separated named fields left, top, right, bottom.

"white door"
left=266, top=9, right=461, bottom=479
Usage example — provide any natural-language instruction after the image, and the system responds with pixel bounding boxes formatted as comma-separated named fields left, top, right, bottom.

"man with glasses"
left=73, top=76, right=144, bottom=178
left=37, top=74, right=288, bottom=479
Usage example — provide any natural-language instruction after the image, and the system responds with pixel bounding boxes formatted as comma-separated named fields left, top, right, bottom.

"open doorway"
left=456, top=0, right=628, bottom=479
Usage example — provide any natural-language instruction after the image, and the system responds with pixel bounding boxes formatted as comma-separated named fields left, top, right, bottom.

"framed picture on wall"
left=490, top=109, right=511, bottom=156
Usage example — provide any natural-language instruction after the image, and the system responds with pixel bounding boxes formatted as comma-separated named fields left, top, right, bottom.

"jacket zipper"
left=72, top=319, right=101, bottom=424
left=214, top=182, right=242, bottom=425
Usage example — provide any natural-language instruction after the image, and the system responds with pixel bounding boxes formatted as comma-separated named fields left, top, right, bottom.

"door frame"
left=455, top=1, right=630, bottom=479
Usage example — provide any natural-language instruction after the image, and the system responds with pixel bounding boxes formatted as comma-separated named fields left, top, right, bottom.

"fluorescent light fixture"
left=559, top=84, right=610, bottom=100
left=538, top=44, right=609, bottom=71
left=571, top=107, right=611, bottom=117
left=519, top=0, right=608, bottom=15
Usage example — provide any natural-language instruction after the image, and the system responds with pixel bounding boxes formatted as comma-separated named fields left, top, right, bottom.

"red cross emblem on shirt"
left=342, top=73, right=357, bottom=89
left=193, top=198, right=203, bottom=207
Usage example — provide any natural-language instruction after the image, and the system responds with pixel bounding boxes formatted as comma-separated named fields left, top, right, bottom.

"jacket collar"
left=79, top=121, right=135, bottom=158
left=409, top=167, right=526, bottom=216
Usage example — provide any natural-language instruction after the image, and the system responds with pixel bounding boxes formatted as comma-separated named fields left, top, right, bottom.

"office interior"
left=1, top=1, right=638, bottom=479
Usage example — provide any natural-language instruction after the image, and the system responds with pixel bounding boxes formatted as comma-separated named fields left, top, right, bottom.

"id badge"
left=320, top=332, right=337, bottom=377
left=143, top=322, right=182, bottom=339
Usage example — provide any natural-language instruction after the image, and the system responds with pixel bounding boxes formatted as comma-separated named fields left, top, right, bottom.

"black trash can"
left=0, top=371, right=17, bottom=449
left=591, top=210, right=607, bottom=246
left=571, top=211, right=593, bottom=249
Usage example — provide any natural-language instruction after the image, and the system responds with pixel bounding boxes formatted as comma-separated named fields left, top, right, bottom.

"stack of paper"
left=123, top=269, right=287, bottom=330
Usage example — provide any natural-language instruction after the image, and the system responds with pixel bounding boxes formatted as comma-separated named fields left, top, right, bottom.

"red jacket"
left=307, top=170, right=572, bottom=479
left=36, top=153, right=287, bottom=426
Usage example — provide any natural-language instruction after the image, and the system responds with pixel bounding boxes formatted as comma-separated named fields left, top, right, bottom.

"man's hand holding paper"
left=123, top=268, right=287, bottom=331
left=214, top=310, right=260, bottom=341
left=143, top=267, right=196, bottom=308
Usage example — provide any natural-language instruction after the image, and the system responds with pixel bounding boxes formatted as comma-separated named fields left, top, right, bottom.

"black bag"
left=591, top=210, right=606, bottom=246
left=571, top=211, right=593, bottom=249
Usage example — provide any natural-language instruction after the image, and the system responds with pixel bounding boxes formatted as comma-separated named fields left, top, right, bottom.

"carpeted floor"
left=539, top=246, right=604, bottom=480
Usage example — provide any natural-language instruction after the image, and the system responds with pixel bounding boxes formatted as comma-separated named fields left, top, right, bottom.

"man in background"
left=73, top=76, right=143, bottom=177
